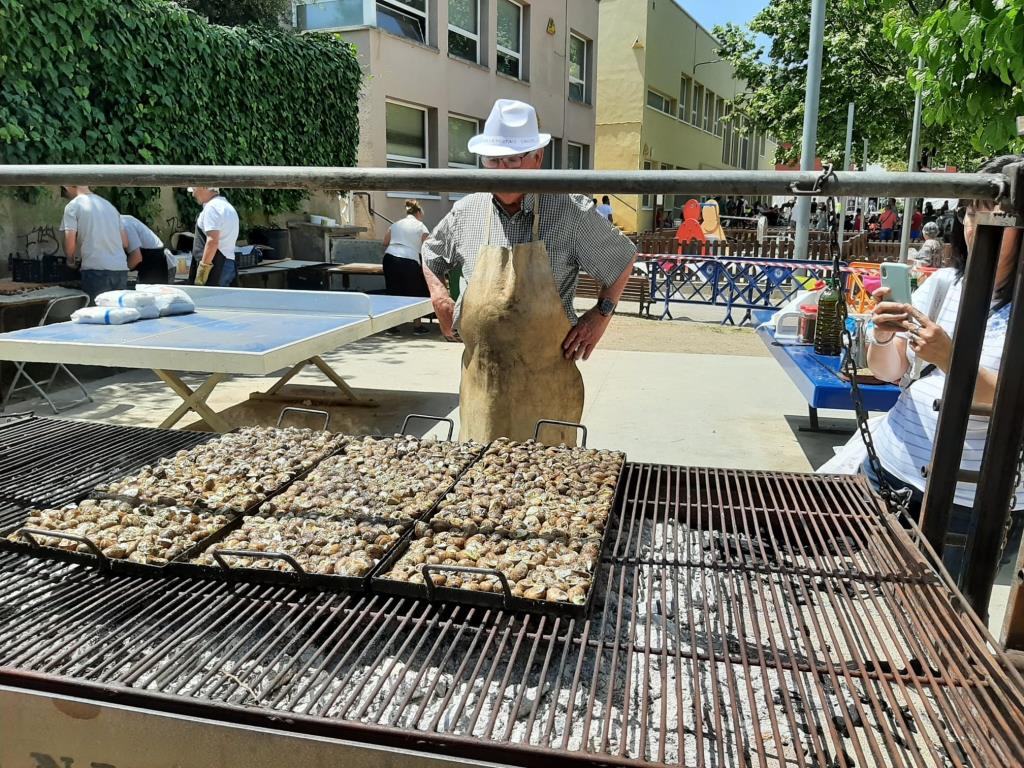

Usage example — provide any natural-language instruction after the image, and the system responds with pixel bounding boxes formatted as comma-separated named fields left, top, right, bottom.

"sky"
left=680, top=0, right=770, bottom=35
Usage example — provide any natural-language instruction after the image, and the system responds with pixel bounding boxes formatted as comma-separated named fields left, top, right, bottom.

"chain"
left=821, top=189, right=912, bottom=517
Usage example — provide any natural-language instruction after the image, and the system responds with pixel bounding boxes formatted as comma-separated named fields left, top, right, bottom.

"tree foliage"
left=715, top=0, right=979, bottom=170
left=0, top=0, right=361, bottom=222
left=176, top=0, right=291, bottom=28
left=880, top=0, right=1024, bottom=156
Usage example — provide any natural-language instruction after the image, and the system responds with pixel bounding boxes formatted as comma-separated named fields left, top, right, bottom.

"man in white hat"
left=422, top=98, right=636, bottom=443
left=187, top=186, right=239, bottom=286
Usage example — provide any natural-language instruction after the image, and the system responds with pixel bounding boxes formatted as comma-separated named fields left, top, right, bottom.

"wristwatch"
left=597, top=298, right=616, bottom=317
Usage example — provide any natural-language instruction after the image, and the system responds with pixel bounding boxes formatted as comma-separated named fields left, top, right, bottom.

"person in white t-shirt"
left=60, top=185, right=129, bottom=302
left=595, top=195, right=614, bottom=224
left=382, top=200, right=431, bottom=334
left=188, top=187, right=239, bottom=287
left=865, top=154, right=1024, bottom=583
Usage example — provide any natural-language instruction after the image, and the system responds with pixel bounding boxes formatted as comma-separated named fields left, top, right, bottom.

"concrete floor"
left=2, top=311, right=1016, bottom=638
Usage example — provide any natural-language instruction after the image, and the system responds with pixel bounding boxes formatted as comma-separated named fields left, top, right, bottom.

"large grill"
left=1, top=419, right=1023, bottom=767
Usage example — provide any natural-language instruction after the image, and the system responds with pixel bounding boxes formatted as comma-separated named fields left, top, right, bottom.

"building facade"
left=294, top=0, right=599, bottom=233
left=595, top=0, right=777, bottom=233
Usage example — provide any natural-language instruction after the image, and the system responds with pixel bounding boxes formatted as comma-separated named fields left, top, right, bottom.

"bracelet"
left=870, top=328, right=895, bottom=346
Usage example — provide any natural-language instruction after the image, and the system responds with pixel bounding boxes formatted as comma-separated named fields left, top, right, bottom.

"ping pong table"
left=0, top=287, right=430, bottom=432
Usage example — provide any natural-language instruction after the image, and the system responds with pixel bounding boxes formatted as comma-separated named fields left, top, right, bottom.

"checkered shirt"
left=422, top=193, right=637, bottom=327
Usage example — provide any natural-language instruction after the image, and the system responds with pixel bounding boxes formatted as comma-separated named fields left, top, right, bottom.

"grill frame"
left=1, top=419, right=1023, bottom=767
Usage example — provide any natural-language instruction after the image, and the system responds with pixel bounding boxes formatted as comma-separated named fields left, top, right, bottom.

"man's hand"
left=562, top=307, right=612, bottom=361
left=433, top=296, right=458, bottom=341
left=902, top=305, right=953, bottom=372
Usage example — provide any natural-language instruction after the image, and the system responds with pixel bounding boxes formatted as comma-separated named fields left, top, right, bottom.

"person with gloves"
left=188, top=187, right=239, bottom=286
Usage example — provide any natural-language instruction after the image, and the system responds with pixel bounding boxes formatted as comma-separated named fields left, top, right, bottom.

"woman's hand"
left=870, top=286, right=909, bottom=342
left=902, top=305, right=953, bottom=372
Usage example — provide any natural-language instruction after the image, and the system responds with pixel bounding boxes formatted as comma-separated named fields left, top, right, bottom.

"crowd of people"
left=59, top=185, right=240, bottom=302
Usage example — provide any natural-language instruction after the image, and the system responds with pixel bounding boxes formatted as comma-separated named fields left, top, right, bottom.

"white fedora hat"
left=468, top=99, right=552, bottom=157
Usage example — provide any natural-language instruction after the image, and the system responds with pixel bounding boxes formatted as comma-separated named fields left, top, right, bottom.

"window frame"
left=641, top=160, right=653, bottom=209
left=377, top=0, right=428, bottom=44
left=446, top=113, right=479, bottom=200
left=566, top=140, right=586, bottom=170
left=691, top=84, right=704, bottom=127
left=568, top=32, right=588, bottom=104
left=703, top=90, right=713, bottom=133
left=448, top=0, right=480, bottom=63
left=678, top=75, right=691, bottom=123
left=496, top=0, right=523, bottom=79
left=646, top=89, right=674, bottom=116
left=385, top=99, right=430, bottom=195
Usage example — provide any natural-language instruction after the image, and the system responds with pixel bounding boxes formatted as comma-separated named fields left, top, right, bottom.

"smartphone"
left=881, top=262, right=913, bottom=304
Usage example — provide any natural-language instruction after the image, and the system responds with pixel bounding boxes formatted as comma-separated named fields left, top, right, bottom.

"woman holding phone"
left=863, top=154, right=1024, bottom=583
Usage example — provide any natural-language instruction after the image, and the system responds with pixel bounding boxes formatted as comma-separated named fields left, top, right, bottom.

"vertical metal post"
left=793, top=0, right=827, bottom=260
left=899, top=56, right=925, bottom=264
left=920, top=223, right=1004, bottom=552
left=966, top=222, right=1024, bottom=617
left=837, top=102, right=854, bottom=256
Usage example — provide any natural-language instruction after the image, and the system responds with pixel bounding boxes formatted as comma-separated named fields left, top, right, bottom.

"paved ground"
left=3, top=300, right=1016, bottom=635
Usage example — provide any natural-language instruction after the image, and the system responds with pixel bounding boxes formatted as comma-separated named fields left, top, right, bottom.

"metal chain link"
left=819, top=186, right=912, bottom=517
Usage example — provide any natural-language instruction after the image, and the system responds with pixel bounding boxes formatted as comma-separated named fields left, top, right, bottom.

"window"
left=646, top=90, right=673, bottom=115
left=568, top=33, right=588, bottom=103
left=448, top=115, right=478, bottom=168
left=377, top=0, right=427, bottom=43
left=497, top=0, right=523, bottom=78
left=448, top=0, right=479, bottom=62
left=759, top=132, right=766, bottom=157
left=691, top=84, right=704, bottom=127
left=540, top=138, right=561, bottom=168
left=641, top=160, right=653, bottom=209
left=721, top=103, right=733, bottom=165
left=714, top=97, right=725, bottom=137
left=679, top=75, right=691, bottom=122
left=567, top=141, right=587, bottom=170
left=703, top=91, right=713, bottom=132
left=386, top=101, right=428, bottom=169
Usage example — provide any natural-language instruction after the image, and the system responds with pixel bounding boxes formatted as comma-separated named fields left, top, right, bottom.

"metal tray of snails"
left=91, top=418, right=349, bottom=516
left=371, top=426, right=627, bottom=618
left=0, top=498, right=234, bottom=578
left=171, top=415, right=488, bottom=591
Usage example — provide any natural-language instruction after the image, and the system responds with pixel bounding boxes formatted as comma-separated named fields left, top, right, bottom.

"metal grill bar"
left=2, top=457, right=1024, bottom=767
left=0, top=416, right=209, bottom=518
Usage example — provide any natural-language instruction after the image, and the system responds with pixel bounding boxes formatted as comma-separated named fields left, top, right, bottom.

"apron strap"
left=532, top=194, right=541, bottom=240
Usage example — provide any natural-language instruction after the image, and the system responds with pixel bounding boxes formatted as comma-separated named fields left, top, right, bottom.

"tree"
left=881, top=0, right=1024, bottom=156
left=176, top=0, right=291, bottom=28
left=715, top=0, right=979, bottom=170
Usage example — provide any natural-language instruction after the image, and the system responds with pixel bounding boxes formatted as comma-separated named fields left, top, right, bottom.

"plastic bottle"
left=813, top=277, right=846, bottom=356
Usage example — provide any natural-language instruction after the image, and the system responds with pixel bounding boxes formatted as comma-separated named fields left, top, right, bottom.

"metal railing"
left=3, top=162, right=1023, bottom=641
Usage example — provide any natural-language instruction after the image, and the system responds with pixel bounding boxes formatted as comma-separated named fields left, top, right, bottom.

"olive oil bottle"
left=813, top=277, right=845, bottom=356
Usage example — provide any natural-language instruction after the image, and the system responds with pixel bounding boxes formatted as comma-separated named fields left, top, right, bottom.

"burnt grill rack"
left=0, top=415, right=210, bottom=530
left=1, top=436, right=1023, bottom=767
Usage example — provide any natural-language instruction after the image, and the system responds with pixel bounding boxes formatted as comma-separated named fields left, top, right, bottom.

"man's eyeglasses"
left=481, top=152, right=532, bottom=169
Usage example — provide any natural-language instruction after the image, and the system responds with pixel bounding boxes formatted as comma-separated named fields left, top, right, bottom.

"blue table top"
left=753, top=310, right=901, bottom=412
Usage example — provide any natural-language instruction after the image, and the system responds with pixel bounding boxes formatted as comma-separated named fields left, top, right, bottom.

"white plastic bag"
left=816, top=415, right=884, bottom=474
left=71, top=307, right=141, bottom=325
left=95, top=290, right=156, bottom=309
left=135, top=303, right=161, bottom=320
left=134, top=284, right=196, bottom=316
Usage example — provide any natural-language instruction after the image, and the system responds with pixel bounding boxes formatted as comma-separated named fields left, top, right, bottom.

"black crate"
left=8, top=254, right=78, bottom=284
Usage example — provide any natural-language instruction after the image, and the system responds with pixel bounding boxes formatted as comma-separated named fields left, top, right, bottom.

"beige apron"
left=458, top=196, right=585, bottom=445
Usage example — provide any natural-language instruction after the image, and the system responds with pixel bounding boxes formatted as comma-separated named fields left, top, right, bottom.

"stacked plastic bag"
left=71, top=288, right=196, bottom=325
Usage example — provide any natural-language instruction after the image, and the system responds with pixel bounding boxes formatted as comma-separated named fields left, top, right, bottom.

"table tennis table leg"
left=155, top=370, right=231, bottom=432
left=263, top=355, right=359, bottom=401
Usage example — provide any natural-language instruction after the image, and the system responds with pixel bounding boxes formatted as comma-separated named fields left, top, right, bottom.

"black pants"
left=382, top=254, right=429, bottom=297
left=137, top=247, right=170, bottom=284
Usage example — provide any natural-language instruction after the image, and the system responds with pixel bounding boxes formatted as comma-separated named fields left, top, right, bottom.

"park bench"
left=576, top=271, right=651, bottom=316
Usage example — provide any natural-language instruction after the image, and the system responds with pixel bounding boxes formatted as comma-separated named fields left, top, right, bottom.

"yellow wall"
left=596, top=0, right=777, bottom=232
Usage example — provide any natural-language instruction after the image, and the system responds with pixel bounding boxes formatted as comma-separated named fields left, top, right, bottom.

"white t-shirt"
left=60, top=194, right=128, bottom=271
left=385, top=215, right=430, bottom=261
left=197, top=196, right=239, bottom=261
left=596, top=204, right=613, bottom=221
left=872, top=269, right=1022, bottom=508
left=121, top=215, right=163, bottom=252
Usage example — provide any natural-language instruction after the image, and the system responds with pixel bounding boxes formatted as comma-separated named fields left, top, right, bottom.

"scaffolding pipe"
left=0, top=165, right=1005, bottom=199
left=899, top=56, right=926, bottom=263
left=837, top=102, right=855, bottom=256
left=793, top=0, right=827, bottom=260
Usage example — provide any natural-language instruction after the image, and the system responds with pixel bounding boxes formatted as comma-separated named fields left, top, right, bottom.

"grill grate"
left=1, top=456, right=1023, bottom=767
left=0, top=416, right=210, bottom=525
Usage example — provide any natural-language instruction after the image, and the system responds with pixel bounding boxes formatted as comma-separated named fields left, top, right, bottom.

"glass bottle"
left=813, top=277, right=845, bottom=356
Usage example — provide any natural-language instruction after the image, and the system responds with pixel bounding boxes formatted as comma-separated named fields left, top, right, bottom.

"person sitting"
left=863, top=154, right=1024, bottom=583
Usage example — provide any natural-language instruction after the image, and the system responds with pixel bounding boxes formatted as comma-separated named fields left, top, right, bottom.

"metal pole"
left=861, top=138, right=869, bottom=232
left=0, top=166, right=1003, bottom=199
left=899, top=56, right=925, bottom=263
left=919, top=222, right=1004, bottom=553
left=793, top=0, right=827, bottom=260
left=964, top=222, right=1024, bottom=617
left=837, top=102, right=855, bottom=256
